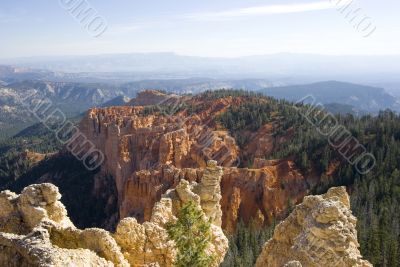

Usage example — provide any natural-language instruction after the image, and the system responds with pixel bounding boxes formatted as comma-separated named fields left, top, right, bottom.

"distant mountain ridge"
left=0, top=65, right=53, bottom=84
left=259, top=81, right=400, bottom=113
left=100, top=95, right=130, bottom=107
left=2, top=53, right=400, bottom=80
left=0, top=80, right=139, bottom=136
left=1, top=78, right=399, bottom=137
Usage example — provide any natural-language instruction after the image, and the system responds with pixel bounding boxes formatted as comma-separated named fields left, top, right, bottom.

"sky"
left=0, top=0, right=399, bottom=58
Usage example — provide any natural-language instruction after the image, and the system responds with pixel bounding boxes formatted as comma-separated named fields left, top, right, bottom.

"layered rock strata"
left=119, top=161, right=309, bottom=233
left=78, top=93, right=315, bottom=231
left=255, top=187, right=372, bottom=267
left=0, top=161, right=228, bottom=267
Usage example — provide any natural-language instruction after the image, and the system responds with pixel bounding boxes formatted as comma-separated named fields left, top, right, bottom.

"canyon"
left=0, top=90, right=375, bottom=266
left=76, top=91, right=318, bottom=232
left=0, top=173, right=370, bottom=266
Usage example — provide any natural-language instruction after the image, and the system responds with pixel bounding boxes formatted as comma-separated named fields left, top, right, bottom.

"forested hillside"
left=214, top=90, right=400, bottom=266
left=1, top=89, right=399, bottom=266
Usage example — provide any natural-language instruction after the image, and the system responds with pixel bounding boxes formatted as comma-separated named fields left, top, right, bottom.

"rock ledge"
left=0, top=161, right=227, bottom=267
left=255, top=187, right=372, bottom=267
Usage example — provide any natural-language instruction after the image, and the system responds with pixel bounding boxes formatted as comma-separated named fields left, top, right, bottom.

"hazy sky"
left=0, top=0, right=399, bottom=58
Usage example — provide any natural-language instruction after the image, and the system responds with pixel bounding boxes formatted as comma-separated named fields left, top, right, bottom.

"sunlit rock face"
left=0, top=161, right=228, bottom=267
left=255, top=187, right=372, bottom=267
left=0, top=183, right=128, bottom=267
left=78, top=93, right=312, bottom=232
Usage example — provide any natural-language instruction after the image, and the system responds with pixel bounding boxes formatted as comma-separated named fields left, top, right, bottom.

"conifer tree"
left=166, top=201, right=214, bottom=267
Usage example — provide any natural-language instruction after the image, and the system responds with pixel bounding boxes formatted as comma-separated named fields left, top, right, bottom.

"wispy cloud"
left=107, top=1, right=355, bottom=36
left=185, top=1, right=353, bottom=21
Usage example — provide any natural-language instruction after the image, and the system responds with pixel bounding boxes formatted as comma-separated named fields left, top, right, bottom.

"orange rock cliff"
left=77, top=91, right=319, bottom=232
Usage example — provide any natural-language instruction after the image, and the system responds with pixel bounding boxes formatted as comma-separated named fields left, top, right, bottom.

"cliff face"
left=77, top=93, right=315, bottom=232
left=0, top=161, right=228, bottom=267
left=255, top=187, right=372, bottom=267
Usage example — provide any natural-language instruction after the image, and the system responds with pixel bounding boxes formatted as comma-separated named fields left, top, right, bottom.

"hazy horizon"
left=1, top=0, right=399, bottom=58
left=3, top=51, right=400, bottom=61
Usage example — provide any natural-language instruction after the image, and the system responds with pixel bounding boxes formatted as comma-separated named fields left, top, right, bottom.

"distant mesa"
left=100, top=95, right=131, bottom=108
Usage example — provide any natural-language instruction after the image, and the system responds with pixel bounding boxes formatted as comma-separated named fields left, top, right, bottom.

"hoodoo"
left=0, top=161, right=228, bottom=267
left=255, top=187, right=372, bottom=267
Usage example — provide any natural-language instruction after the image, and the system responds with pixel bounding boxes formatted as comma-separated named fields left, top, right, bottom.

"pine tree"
left=166, top=201, right=214, bottom=267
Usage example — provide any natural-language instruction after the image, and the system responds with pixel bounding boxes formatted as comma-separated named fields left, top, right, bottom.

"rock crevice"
left=255, top=187, right=372, bottom=267
left=79, top=103, right=311, bottom=232
left=0, top=160, right=228, bottom=267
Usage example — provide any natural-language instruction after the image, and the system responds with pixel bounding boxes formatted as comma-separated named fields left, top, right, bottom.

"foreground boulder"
left=0, top=161, right=228, bottom=267
left=255, top=187, right=372, bottom=267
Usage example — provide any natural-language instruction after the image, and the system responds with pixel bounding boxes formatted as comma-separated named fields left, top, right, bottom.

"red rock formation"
left=77, top=93, right=314, bottom=232
left=128, top=90, right=180, bottom=106
left=221, top=165, right=310, bottom=232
